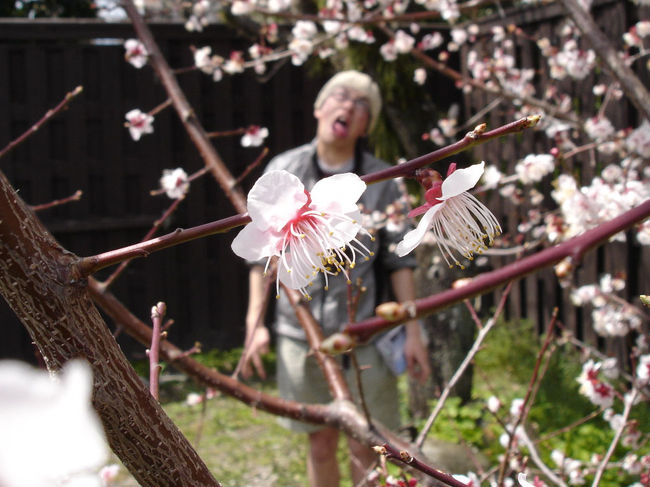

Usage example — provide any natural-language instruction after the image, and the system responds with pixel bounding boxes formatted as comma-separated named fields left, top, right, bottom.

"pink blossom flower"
left=125, top=109, right=154, bottom=141
left=186, top=392, right=204, bottom=406
left=223, top=51, right=245, bottom=74
left=231, top=170, right=370, bottom=297
left=159, top=168, right=189, bottom=199
left=380, top=40, right=398, bottom=61
left=124, top=39, right=148, bottom=68
left=518, top=472, right=547, bottom=487
left=394, top=30, right=415, bottom=53
left=194, top=46, right=224, bottom=81
left=396, top=162, right=501, bottom=267
left=99, top=464, right=120, bottom=486
left=241, top=126, right=269, bottom=147
left=515, top=154, right=555, bottom=184
left=413, top=68, right=427, bottom=85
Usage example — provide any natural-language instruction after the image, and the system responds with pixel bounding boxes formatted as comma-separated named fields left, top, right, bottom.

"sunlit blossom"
left=159, top=168, right=189, bottom=199
left=515, top=153, right=555, bottom=184
left=124, top=39, right=148, bottom=68
left=231, top=170, right=372, bottom=298
left=396, top=162, right=501, bottom=267
left=125, top=109, right=154, bottom=141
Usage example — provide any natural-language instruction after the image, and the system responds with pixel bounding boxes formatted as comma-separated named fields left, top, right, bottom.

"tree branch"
left=344, top=199, right=650, bottom=341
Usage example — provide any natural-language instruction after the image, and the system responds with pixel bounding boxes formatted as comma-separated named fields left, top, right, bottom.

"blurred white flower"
left=241, top=126, right=269, bottom=147
left=0, top=360, right=108, bottom=487
left=124, top=39, right=148, bottom=68
left=99, top=464, right=120, bottom=486
left=515, top=154, right=555, bottom=184
left=125, top=109, right=154, bottom=141
left=413, top=68, right=427, bottom=85
left=159, top=168, right=190, bottom=199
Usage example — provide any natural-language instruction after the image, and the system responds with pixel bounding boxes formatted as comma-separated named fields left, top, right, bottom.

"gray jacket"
left=263, top=141, right=416, bottom=340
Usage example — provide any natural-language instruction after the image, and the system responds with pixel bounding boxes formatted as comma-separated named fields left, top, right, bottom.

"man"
left=241, top=70, right=430, bottom=487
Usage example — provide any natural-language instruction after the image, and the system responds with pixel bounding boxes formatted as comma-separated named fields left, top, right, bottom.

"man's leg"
left=347, top=437, right=376, bottom=485
left=308, top=427, right=340, bottom=487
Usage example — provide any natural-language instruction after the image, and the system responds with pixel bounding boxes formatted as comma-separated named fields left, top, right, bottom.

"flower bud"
left=319, top=333, right=356, bottom=355
left=376, top=302, right=408, bottom=321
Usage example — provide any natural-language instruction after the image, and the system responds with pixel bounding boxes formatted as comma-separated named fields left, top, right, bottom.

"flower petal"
left=440, top=161, right=485, bottom=200
left=231, top=223, right=280, bottom=261
left=311, top=173, right=366, bottom=214
left=396, top=205, right=441, bottom=256
left=247, top=170, right=308, bottom=232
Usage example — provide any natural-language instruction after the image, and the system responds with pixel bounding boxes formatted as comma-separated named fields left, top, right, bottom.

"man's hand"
left=404, top=324, right=430, bottom=384
left=241, top=326, right=271, bottom=380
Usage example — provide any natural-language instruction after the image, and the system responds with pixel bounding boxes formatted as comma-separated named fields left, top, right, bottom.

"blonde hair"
left=314, top=70, right=382, bottom=133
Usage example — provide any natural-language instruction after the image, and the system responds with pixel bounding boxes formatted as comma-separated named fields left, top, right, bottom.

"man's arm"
left=241, top=265, right=271, bottom=379
left=390, top=267, right=431, bottom=384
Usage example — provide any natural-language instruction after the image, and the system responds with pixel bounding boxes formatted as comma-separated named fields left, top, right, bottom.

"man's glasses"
left=329, top=89, right=371, bottom=112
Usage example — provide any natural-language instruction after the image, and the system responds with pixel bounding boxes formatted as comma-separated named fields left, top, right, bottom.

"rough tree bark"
left=0, top=169, right=219, bottom=486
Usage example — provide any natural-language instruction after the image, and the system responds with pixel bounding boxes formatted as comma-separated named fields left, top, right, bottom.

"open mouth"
left=332, top=116, right=349, bottom=137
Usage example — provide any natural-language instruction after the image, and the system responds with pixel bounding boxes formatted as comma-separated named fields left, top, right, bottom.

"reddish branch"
left=0, top=86, right=83, bottom=161
left=148, top=302, right=166, bottom=400
left=376, top=443, right=470, bottom=487
left=343, top=198, right=650, bottom=342
left=30, top=190, right=83, bottom=212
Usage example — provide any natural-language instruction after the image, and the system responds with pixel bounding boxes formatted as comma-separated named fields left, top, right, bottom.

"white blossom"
left=159, top=168, right=189, bottom=199
left=0, top=360, right=108, bottom=487
left=515, top=154, right=555, bottom=184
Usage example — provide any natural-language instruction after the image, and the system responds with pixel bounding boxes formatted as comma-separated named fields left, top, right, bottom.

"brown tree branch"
left=344, top=198, right=650, bottom=341
left=0, top=86, right=83, bottom=161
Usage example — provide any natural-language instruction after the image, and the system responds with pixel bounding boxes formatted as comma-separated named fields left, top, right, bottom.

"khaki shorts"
left=276, top=334, right=400, bottom=433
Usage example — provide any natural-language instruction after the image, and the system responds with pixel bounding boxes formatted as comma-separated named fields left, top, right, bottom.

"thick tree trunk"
left=0, top=170, right=219, bottom=486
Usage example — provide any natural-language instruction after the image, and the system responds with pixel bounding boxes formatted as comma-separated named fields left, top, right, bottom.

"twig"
left=148, top=302, right=166, bottom=401
left=535, top=409, right=602, bottom=444
left=350, top=352, right=375, bottom=430
left=519, top=429, right=569, bottom=487
left=98, top=196, right=185, bottom=290
left=375, top=442, right=470, bottom=487
left=498, top=309, right=559, bottom=485
left=0, top=86, right=83, bottom=161
left=361, top=115, right=541, bottom=184
left=591, top=389, right=638, bottom=487
left=78, top=212, right=251, bottom=276
left=30, top=190, right=83, bottom=212
left=415, top=281, right=513, bottom=447
left=233, top=147, right=269, bottom=187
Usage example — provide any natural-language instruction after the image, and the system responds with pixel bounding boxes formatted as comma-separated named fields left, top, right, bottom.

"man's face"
left=314, top=86, right=371, bottom=148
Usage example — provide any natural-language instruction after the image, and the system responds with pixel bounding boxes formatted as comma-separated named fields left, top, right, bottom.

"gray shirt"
left=263, top=141, right=416, bottom=340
